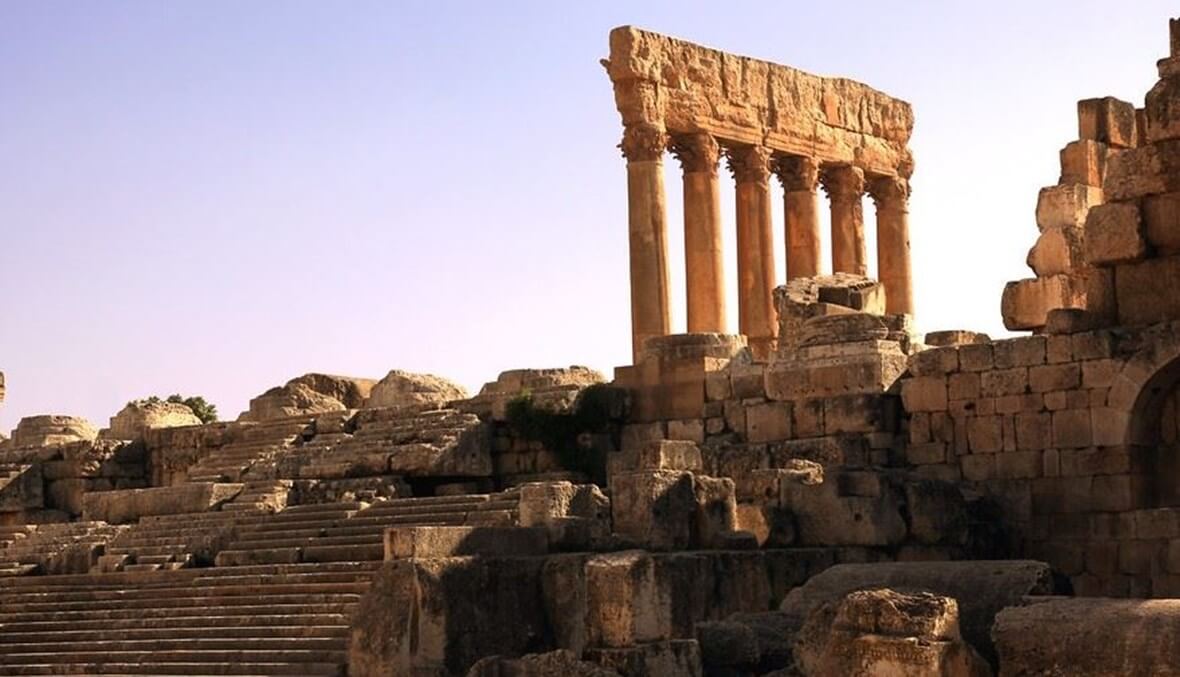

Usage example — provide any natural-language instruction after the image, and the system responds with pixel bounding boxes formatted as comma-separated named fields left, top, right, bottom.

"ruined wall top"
left=604, top=26, right=915, bottom=177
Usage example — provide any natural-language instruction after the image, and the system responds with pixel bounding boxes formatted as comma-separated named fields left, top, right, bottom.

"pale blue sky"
left=1, top=1, right=1174, bottom=430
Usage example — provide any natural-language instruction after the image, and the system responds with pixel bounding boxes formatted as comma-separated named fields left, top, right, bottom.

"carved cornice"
left=725, top=145, right=772, bottom=184
left=619, top=123, right=669, bottom=162
left=669, top=133, right=721, bottom=175
left=867, top=176, right=910, bottom=209
left=820, top=165, right=866, bottom=201
left=773, top=156, right=820, bottom=192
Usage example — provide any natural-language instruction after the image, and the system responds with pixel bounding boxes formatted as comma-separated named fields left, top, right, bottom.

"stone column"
left=621, top=123, right=672, bottom=362
left=774, top=156, right=822, bottom=280
left=670, top=133, right=726, bottom=333
left=726, top=145, right=777, bottom=356
left=821, top=165, right=868, bottom=276
left=869, top=176, right=915, bottom=315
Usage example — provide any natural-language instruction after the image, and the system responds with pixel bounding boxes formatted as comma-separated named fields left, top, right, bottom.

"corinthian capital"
left=820, top=165, right=865, bottom=201
left=669, top=133, right=720, bottom=175
left=619, top=123, right=668, bottom=162
left=867, top=175, right=911, bottom=209
left=724, top=145, right=772, bottom=183
left=773, top=155, right=820, bottom=192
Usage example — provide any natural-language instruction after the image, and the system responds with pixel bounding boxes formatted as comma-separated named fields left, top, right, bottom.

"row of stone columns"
left=620, top=124, right=913, bottom=361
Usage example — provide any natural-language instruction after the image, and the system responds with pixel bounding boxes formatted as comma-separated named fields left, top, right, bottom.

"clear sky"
left=0, top=1, right=1175, bottom=432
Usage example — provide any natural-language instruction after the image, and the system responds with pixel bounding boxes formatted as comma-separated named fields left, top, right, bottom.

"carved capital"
left=619, top=123, right=668, bottom=162
left=820, top=165, right=865, bottom=201
left=773, top=155, right=820, bottom=192
left=725, top=145, right=772, bottom=184
left=669, top=133, right=721, bottom=174
left=867, top=176, right=910, bottom=209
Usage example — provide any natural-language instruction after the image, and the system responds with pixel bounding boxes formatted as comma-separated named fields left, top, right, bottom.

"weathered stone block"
left=958, top=344, right=994, bottom=372
left=745, top=401, right=792, bottom=443
left=1060, top=139, right=1108, bottom=186
left=585, top=551, right=672, bottom=648
left=385, top=526, right=548, bottom=559
left=779, top=471, right=906, bottom=546
left=467, top=650, right=619, bottom=677
left=1085, top=202, right=1147, bottom=265
left=584, top=640, right=702, bottom=677
left=1036, top=184, right=1103, bottom=230
left=1001, top=275, right=1088, bottom=331
left=1028, top=363, right=1081, bottom=393
left=693, top=475, right=737, bottom=548
left=901, top=377, right=947, bottom=412
left=823, top=394, right=896, bottom=434
left=666, top=418, right=705, bottom=445
left=1143, top=191, right=1180, bottom=254
left=1027, top=225, right=1085, bottom=275
left=966, top=415, right=1004, bottom=453
left=994, top=336, right=1047, bottom=369
left=1146, top=73, right=1180, bottom=143
left=1116, top=255, right=1180, bottom=325
left=81, top=483, right=243, bottom=524
left=980, top=368, right=1028, bottom=398
left=610, top=470, right=696, bottom=550
left=1105, top=139, right=1180, bottom=201
left=1052, top=409, right=1093, bottom=449
left=904, top=480, right=969, bottom=545
left=637, top=440, right=703, bottom=471
left=908, top=347, right=960, bottom=377
left=1078, top=97, right=1138, bottom=148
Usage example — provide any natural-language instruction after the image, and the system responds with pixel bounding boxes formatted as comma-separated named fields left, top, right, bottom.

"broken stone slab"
left=1035, top=184, right=1103, bottom=231
left=1026, top=225, right=1085, bottom=276
left=105, top=400, right=201, bottom=441
left=993, top=597, right=1180, bottom=677
left=923, top=331, right=990, bottom=348
left=586, top=550, right=673, bottom=648
left=81, top=482, right=244, bottom=524
left=636, top=440, right=703, bottom=471
left=779, top=466, right=906, bottom=547
left=466, top=649, right=622, bottom=677
left=794, top=588, right=991, bottom=677
left=1000, top=274, right=1088, bottom=331
left=1078, top=96, right=1138, bottom=148
left=779, top=560, right=1060, bottom=667
left=384, top=526, right=548, bottom=559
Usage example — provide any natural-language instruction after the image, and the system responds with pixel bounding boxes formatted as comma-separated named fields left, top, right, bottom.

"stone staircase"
left=0, top=522, right=126, bottom=577
left=97, top=510, right=253, bottom=573
left=216, top=490, right=521, bottom=565
left=186, top=418, right=312, bottom=483
left=0, top=561, right=380, bottom=675
left=0, top=526, right=33, bottom=550
left=223, top=480, right=293, bottom=513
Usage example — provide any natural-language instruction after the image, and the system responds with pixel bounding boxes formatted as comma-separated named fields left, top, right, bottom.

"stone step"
left=0, top=613, right=351, bottom=633
left=230, top=534, right=379, bottom=551
left=0, top=638, right=346, bottom=654
left=0, top=584, right=368, bottom=607
left=0, top=661, right=343, bottom=675
left=338, top=513, right=469, bottom=530
left=0, top=625, right=349, bottom=643
left=0, top=649, right=347, bottom=667
left=279, top=502, right=366, bottom=514
left=0, top=601, right=360, bottom=623
left=301, top=543, right=384, bottom=562
left=0, top=561, right=380, bottom=589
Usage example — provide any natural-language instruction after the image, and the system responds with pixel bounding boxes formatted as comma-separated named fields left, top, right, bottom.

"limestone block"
left=779, top=470, right=906, bottom=546
left=11, top=415, right=98, bottom=447
left=1146, top=74, right=1180, bottom=143
left=780, top=560, right=1060, bottom=667
left=1026, top=225, right=1084, bottom=275
left=1104, top=139, right=1180, bottom=201
left=586, top=551, right=672, bottom=648
left=610, top=470, right=696, bottom=550
left=1035, top=184, right=1103, bottom=231
left=1116, top=255, right=1180, bottom=325
left=1084, top=202, right=1147, bottom=265
left=923, top=331, right=990, bottom=347
left=583, top=640, right=702, bottom=677
left=1000, top=275, right=1087, bottom=331
left=692, top=475, right=737, bottom=548
left=385, top=526, right=548, bottom=559
left=745, top=401, right=792, bottom=443
left=904, top=480, right=969, bottom=545
left=909, top=346, right=960, bottom=377
left=794, top=589, right=990, bottom=677
left=1078, top=96, right=1138, bottom=148
left=765, top=343, right=909, bottom=401
left=666, top=418, right=704, bottom=444
left=0, top=464, right=43, bottom=511
left=107, top=401, right=200, bottom=440
left=994, top=598, right=1180, bottom=676
left=466, top=650, right=621, bottom=677
left=824, top=394, right=898, bottom=434
left=901, top=377, right=948, bottom=413
left=1143, top=191, right=1180, bottom=253
left=518, top=480, right=610, bottom=545
left=695, top=621, right=761, bottom=674
left=366, top=370, right=467, bottom=409
left=1059, top=139, right=1108, bottom=186
left=46, top=478, right=88, bottom=515
left=81, top=482, right=243, bottom=523
left=636, top=440, right=702, bottom=471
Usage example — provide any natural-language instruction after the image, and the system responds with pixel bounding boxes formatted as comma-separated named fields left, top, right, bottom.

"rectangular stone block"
left=384, top=526, right=548, bottom=559
left=1116, top=255, right=1180, bottom=325
left=637, top=440, right=703, bottom=471
left=1028, top=363, right=1081, bottom=393
left=585, top=551, right=672, bottom=648
left=967, top=415, right=1004, bottom=453
left=947, top=372, right=981, bottom=401
left=1036, top=184, right=1103, bottom=230
left=994, top=336, right=1047, bottom=368
left=1001, top=275, right=1088, bottom=331
left=1105, top=139, right=1180, bottom=201
left=823, top=394, right=896, bottom=434
left=1078, top=97, right=1138, bottom=148
left=901, top=377, right=948, bottom=412
left=667, top=419, right=705, bottom=445
left=745, top=401, right=792, bottom=443
left=81, top=482, right=243, bottom=524
left=1143, top=192, right=1180, bottom=254
left=1014, top=412, right=1052, bottom=450
left=1084, top=202, right=1147, bottom=265
left=1052, top=409, right=1093, bottom=449
left=1060, top=139, right=1108, bottom=186
left=958, top=344, right=994, bottom=372
left=906, top=442, right=946, bottom=465
left=908, top=346, right=960, bottom=376
left=610, top=471, right=696, bottom=550
left=1027, top=225, right=1085, bottom=276
left=981, top=368, right=1029, bottom=398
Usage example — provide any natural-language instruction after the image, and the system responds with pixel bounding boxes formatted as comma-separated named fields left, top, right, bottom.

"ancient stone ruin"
left=4, top=17, right=1180, bottom=677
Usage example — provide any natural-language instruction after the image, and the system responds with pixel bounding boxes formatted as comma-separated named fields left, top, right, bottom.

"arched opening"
left=1127, top=355, right=1180, bottom=507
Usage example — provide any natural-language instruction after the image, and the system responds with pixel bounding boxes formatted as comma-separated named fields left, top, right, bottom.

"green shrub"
left=504, top=384, right=618, bottom=484
left=129, top=394, right=219, bottom=424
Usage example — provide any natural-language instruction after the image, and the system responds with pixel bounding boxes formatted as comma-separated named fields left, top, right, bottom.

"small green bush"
left=130, top=394, right=219, bottom=424
left=504, top=384, right=617, bottom=484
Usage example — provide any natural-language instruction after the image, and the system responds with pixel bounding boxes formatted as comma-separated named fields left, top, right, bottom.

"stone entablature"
left=605, top=27, right=916, bottom=360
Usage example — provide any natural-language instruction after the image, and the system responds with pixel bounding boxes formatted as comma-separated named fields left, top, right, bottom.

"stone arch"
left=1108, top=322, right=1180, bottom=506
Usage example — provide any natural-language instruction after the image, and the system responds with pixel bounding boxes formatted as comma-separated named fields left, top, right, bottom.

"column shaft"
left=871, top=176, right=915, bottom=315
left=822, top=165, right=868, bottom=276
left=672, top=134, right=726, bottom=333
left=622, top=124, right=671, bottom=362
left=728, top=145, right=777, bottom=356
left=775, top=156, right=822, bottom=279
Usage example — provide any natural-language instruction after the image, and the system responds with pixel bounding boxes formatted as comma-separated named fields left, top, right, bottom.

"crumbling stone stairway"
left=216, top=490, right=520, bottom=565
left=0, top=561, right=379, bottom=675
left=97, top=510, right=252, bottom=573
left=185, top=418, right=313, bottom=483
left=0, top=522, right=125, bottom=577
